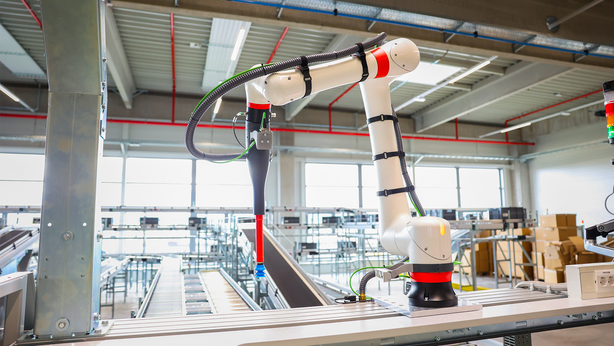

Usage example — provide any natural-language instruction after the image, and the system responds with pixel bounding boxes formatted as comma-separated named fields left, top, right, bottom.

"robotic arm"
left=185, top=33, right=457, bottom=307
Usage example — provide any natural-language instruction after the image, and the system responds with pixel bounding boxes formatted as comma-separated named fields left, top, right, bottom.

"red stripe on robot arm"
left=410, top=271, right=453, bottom=283
left=248, top=102, right=271, bottom=110
left=373, top=48, right=390, bottom=79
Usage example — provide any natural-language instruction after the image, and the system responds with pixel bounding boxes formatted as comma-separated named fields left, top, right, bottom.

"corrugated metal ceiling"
left=0, top=2, right=610, bottom=130
left=462, top=69, right=614, bottom=124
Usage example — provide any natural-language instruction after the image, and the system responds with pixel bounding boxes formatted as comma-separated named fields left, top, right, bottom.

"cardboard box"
left=462, top=248, right=492, bottom=274
left=498, top=228, right=533, bottom=236
left=497, top=240, right=532, bottom=255
left=568, top=236, right=585, bottom=254
left=496, top=251, right=534, bottom=279
left=536, top=240, right=549, bottom=253
left=566, top=214, right=577, bottom=228
left=535, top=265, right=545, bottom=280
left=576, top=252, right=597, bottom=264
left=535, top=227, right=570, bottom=241
left=539, top=214, right=567, bottom=228
left=544, top=245, right=567, bottom=268
left=532, top=252, right=545, bottom=267
left=544, top=268, right=565, bottom=283
left=496, top=261, right=534, bottom=279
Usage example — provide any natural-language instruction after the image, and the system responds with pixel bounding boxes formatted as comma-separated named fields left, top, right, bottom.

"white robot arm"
left=186, top=34, right=456, bottom=307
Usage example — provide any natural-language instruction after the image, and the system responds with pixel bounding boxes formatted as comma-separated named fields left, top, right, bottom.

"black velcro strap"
left=355, top=42, right=369, bottom=82
left=373, top=151, right=404, bottom=161
left=376, top=187, right=410, bottom=197
left=367, top=114, right=396, bottom=124
left=297, top=56, right=312, bottom=98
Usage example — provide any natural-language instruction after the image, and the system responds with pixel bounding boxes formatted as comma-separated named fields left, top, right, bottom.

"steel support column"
left=35, top=0, right=107, bottom=338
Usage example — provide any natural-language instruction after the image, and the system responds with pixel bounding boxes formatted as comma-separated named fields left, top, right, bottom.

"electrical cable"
left=233, top=112, right=245, bottom=149
left=606, top=184, right=614, bottom=216
left=352, top=256, right=409, bottom=298
left=391, top=106, right=425, bottom=217
left=210, top=112, right=266, bottom=164
left=185, top=33, right=387, bottom=161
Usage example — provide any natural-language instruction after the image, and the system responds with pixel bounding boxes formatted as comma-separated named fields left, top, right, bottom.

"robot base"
left=408, top=281, right=458, bottom=308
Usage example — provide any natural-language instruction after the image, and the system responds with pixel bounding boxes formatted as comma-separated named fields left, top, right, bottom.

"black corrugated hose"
left=359, top=256, right=409, bottom=300
left=185, top=33, right=387, bottom=160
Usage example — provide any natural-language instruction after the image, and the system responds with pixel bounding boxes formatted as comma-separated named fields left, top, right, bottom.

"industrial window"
left=196, top=161, right=253, bottom=208
left=361, top=165, right=414, bottom=209
left=98, top=156, right=123, bottom=206
left=305, top=163, right=359, bottom=208
left=459, top=168, right=503, bottom=208
left=414, top=167, right=458, bottom=209
left=124, top=158, right=192, bottom=207
left=0, top=153, right=45, bottom=206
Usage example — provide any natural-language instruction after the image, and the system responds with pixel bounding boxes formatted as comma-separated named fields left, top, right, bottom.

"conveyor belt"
left=242, top=227, right=330, bottom=308
left=0, top=230, right=31, bottom=252
left=143, top=257, right=184, bottom=318
left=183, top=273, right=211, bottom=315
left=200, top=270, right=251, bottom=313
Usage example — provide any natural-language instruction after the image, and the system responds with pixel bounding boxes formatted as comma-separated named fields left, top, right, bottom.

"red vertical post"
left=20, top=0, right=42, bottom=30
left=455, top=118, right=459, bottom=140
left=267, top=27, right=289, bottom=64
left=170, top=13, right=176, bottom=123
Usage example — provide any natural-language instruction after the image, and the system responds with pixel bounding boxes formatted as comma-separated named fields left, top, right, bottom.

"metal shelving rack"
left=452, top=217, right=537, bottom=291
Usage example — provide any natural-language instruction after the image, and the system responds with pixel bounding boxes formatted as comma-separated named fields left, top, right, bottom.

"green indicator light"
left=609, top=126, right=614, bottom=139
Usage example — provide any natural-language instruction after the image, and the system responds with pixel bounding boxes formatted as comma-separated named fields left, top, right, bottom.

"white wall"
left=529, top=121, right=613, bottom=226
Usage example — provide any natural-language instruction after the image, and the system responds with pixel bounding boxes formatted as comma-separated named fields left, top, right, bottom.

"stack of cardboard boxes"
left=533, top=214, right=577, bottom=283
left=533, top=214, right=612, bottom=283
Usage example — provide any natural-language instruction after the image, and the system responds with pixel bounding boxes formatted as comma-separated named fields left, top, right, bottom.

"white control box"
left=567, top=263, right=614, bottom=300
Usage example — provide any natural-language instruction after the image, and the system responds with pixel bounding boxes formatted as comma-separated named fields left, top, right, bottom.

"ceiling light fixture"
left=0, top=83, right=20, bottom=102
left=0, top=82, right=35, bottom=112
left=213, top=98, right=223, bottom=114
left=448, top=59, right=493, bottom=84
left=500, top=122, right=532, bottom=133
left=230, top=28, right=246, bottom=61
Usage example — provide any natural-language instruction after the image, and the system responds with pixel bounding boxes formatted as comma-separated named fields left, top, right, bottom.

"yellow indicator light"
left=439, top=221, right=445, bottom=236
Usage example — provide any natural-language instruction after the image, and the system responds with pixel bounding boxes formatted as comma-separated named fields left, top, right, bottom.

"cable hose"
left=359, top=256, right=409, bottom=296
left=606, top=184, right=614, bottom=216
left=185, top=32, right=388, bottom=160
left=391, top=106, right=425, bottom=217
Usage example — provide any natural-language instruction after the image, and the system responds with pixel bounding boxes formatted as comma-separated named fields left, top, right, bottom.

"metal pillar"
left=35, top=0, right=107, bottom=338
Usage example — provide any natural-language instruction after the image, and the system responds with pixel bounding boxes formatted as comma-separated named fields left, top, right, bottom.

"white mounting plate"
left=373, top=296, right=482, bottom=318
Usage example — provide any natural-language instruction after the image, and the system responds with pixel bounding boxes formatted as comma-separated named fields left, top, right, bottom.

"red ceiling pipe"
left=328, top=82, right=358, bottom=132
left=20, top=0, right=42, bottom=30
left=503, top=89, right=601, bottom=141
left=455, top=118, right=459, bottom=140
left=0, top=113, right=534, bottom=146
left=170, top=13, right=176, bottom=123
left=267, top=27, right=289, bottom=64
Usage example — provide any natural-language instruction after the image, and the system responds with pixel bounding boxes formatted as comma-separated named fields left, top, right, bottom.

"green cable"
left=210, top=142, right=255, bottom=164
left=410, top=198, right=422, bottom=217
left=349, top=266, right=382, bottom=296
left=193, top=63, right=275, bottom=113
left=211, top=112, right=267, bottom=164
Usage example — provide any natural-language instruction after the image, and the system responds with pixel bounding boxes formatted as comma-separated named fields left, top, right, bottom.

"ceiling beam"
left=413, top=61, right=572, bottom=132
left=343, top=0, right=614, bottom=47
left=0, top=22, right=46, bottom=80
left=111, top=0, right=614, bottom=74
left=284, top=33, right=365, bottom=122
left=105, top=7, right=136, bottom=109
